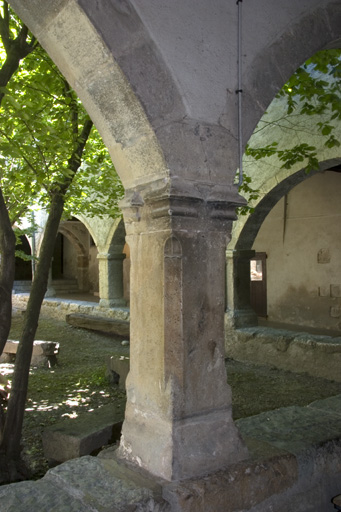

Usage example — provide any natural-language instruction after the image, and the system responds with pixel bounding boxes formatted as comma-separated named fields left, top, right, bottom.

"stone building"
left=8, top=1, right=341, bottom=507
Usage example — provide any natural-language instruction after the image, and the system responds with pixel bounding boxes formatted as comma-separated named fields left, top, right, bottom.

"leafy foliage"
left=0, top=41, right=124, bottom=226
left=245, top=49, right=341, bottom=179
left=0, top=2, right=124, bottom=483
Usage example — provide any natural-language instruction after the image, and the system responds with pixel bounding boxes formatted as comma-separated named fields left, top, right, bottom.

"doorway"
left=250, top=252, right=267, bottom=318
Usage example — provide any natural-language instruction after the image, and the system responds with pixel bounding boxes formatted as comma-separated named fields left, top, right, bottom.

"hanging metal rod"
left=236, top=0, right=243, bottom=187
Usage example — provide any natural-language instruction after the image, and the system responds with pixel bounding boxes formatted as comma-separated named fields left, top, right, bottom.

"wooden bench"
left=66, top=313, right=130, bottom=337
left=0, top=339, right=59, bottom=367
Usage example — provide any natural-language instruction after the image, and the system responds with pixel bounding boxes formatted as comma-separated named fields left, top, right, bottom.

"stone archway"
left=56, top=221, right=91, bottom=293
left=8, top=0, right=341, bottom=481
left=226, top=160, right=341, bottom=332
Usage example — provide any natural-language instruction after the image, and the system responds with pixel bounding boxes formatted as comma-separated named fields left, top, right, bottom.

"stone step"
left=13, top=279, right=80, bottom=294
left=51, top=279, right=80, bottom=292
left=42, top=400, right=126, bottom=464
left=13, top=280, right=32, bottom=293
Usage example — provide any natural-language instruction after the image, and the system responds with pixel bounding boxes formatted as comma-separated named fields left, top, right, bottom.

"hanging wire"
left=236, top=0, right=243, bottom=187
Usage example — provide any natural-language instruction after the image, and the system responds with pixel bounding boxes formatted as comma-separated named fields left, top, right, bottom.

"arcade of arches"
left=9, top=0, right=341, bottom=484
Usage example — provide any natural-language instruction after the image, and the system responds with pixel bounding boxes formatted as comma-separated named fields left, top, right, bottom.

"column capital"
left=97, top=252, right=126, bottom=261
left=121, top=177, right=245, bottom=234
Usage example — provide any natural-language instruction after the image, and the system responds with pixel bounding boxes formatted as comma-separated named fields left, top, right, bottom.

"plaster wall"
left=253, top=171, right=341, bottom=331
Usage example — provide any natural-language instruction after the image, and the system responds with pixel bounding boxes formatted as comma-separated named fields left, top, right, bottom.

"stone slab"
left=236, top=402, right=341, bottom=454
left=66, top=313, right=130, bottom=337
left=308, top=394, right=341, bottom=416
left=0, top=455, right=169, bottom=512
left=42, top=400, right=126, bottom=463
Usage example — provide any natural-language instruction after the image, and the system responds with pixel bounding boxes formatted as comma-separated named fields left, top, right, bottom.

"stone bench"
left=0, top=340, right=59, bottom=367
left=66, top=313, right=130, bottom=337
left=42, top=399, right=126, bottom=465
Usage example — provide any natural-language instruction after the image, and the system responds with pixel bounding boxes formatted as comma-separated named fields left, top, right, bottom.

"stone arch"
left=240, top=2, right=341, bottom=147
left=9, top=0, right=169, bottom=193
left=226, top=159, right=341, bottom=332
left=235, top=165, right=333, bottom=252
left=8, top=0, right=341, bottom=482
left=8, top=1, right=341, bottom=193
left=55, top=221, right=90, bottom=292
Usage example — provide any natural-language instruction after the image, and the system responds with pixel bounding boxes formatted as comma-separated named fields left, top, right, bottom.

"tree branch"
left=0, top=1, right=11, bottom=53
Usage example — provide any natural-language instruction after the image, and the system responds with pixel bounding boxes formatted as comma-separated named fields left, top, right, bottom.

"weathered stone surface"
left=0, top=456, right=170, bottom=512
left=236, top=403, right=341, bottom=455
left=66, top=313, right=130, bottom=337
left=42, top=401, right=125, bottom=463
left=163, top=454, right=298, bottom=512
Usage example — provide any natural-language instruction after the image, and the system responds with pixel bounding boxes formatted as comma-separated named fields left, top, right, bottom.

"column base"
left=99, top=298, right=127, bottom=308
left=45, top=287, right=56, bottom=298
left=225, top=309, right=258, bottom=330
left=117, top=403, right=249, bottom=481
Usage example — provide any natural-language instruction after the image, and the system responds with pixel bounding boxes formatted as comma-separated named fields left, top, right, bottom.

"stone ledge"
left=12, top=293, right=130, bottom=323
left=225, top=324, right=341, bottom=381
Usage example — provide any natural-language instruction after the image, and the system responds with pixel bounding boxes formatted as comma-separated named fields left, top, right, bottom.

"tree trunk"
left=0, top=193, right=65, bottom=482
left=0, top=109, right=92, bottom=482
left=0, top=187, right=16, bottom=355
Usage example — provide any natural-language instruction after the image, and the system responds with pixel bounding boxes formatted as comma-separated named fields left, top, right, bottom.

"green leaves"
left=246, top=49, right=341, bottom=179
left=0, top=25, right=123, bottom=225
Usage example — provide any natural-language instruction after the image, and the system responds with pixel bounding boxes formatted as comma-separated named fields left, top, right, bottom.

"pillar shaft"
left=117, top=184, right=248, bottom=481
left=98, top=252, right=126, bottom=307
left=225, top=249, right=258, bottom=329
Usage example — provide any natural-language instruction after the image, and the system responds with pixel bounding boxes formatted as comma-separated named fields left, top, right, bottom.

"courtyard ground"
left=3, top=311, right=341, bottom=481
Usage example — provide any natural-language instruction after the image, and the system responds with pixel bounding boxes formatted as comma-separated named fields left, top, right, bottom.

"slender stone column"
left=98, top=252, right=126, bottom=307
left=45, top=265, right=56, bottom=298
left=117, top=183, right=248, bottom=481
left=77, top=255, right=89, bottom=291
left=225, top=249, right=258, bottom=329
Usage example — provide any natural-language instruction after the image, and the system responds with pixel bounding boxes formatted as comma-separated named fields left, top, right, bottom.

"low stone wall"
left=225, top=324, right=341, bottom=382
left=12, top=294, right=130, bottom=323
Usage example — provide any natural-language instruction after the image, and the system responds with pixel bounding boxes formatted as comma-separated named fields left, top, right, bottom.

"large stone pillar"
left=98, top=252, right=126, bottom=307
left=117, top=183, right=248, bottom=481
left=225, top=249, right=258, bottom=329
